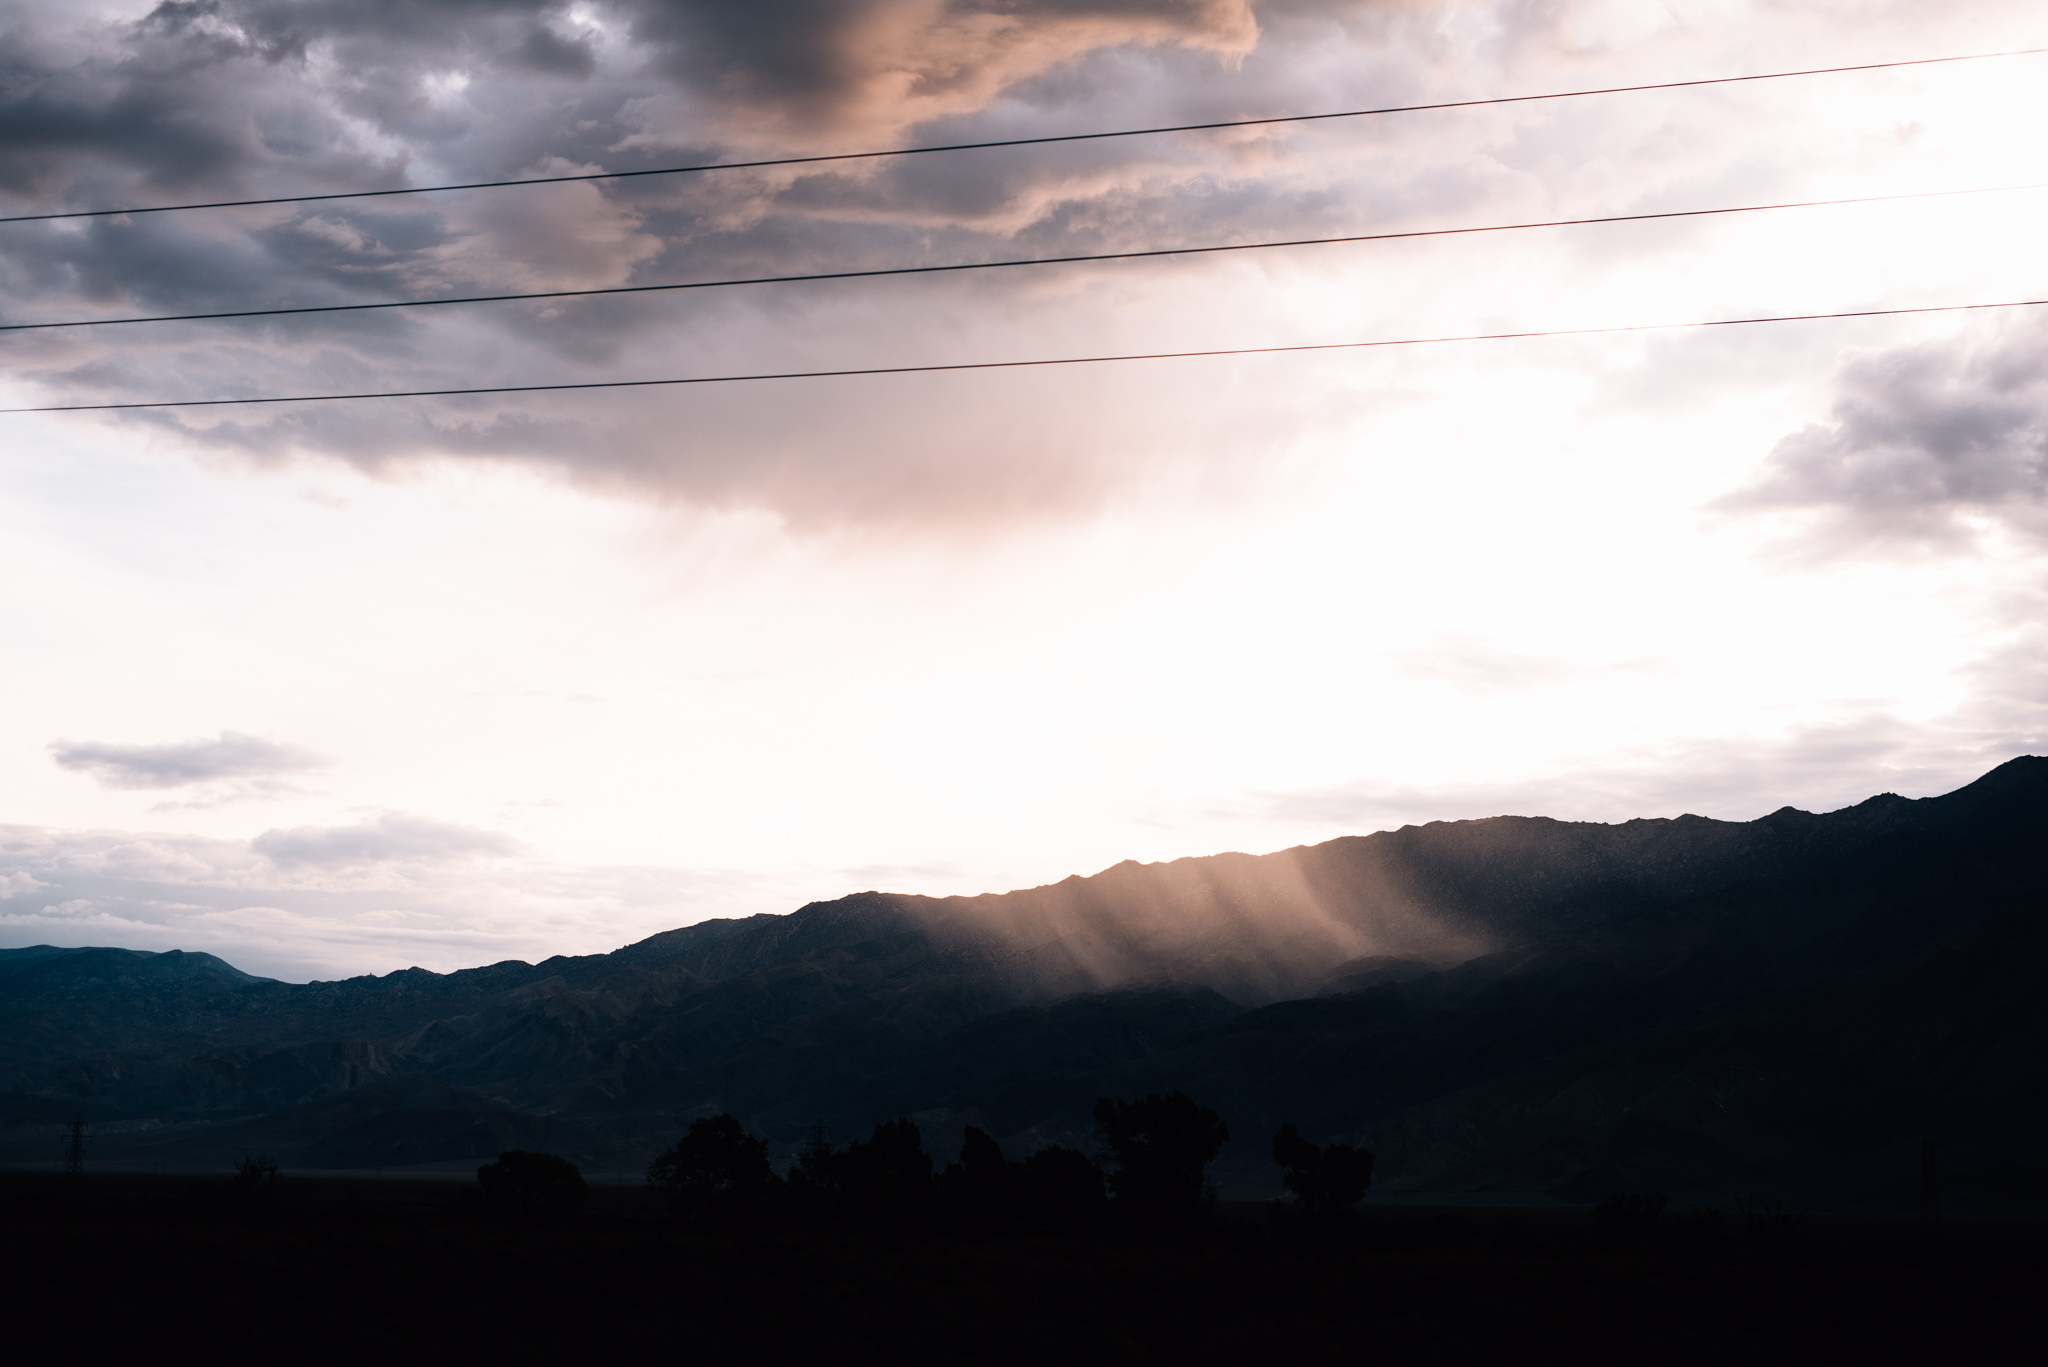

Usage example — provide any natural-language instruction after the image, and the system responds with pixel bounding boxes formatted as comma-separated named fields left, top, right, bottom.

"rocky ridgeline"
left=3, top=757, right=2045, bottom=1210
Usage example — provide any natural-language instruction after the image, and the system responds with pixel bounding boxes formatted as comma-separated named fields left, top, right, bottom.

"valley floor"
left=3, top=1172, right=2038, bottom=1362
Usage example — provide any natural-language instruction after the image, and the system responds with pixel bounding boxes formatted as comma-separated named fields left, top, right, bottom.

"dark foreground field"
left=3, top=1172, right=2040, bottom=1363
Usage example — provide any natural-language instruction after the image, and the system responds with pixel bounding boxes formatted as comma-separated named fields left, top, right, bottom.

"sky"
left=2, top=0, right=2045, bottom=981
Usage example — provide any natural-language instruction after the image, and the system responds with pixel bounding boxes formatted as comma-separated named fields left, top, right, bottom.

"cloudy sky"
left=3, top=0, right=2045, bottom=981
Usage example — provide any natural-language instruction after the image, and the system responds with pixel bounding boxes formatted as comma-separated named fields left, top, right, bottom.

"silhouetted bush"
left=939, top=1125, right=1014, bottom=1238
left=1014, top=1144, right=1106, bottom=1237
left=1593, top=1192, right=1666, bottom=1254
left=1271, top=1122, right=1374, bottom=1216
left=471, top=1149, right=588, bottom=1223
left=785, top=1139, right=839, bottom=1231
left=791, top=1117, right=933, bottom=1234
left=1093, top=1091, right=1229, bottom=1233
left=647, top=1114, right=778, bottom=1238
left=843, top=1117, right=934, bottom=1233
left=1735, top=1195, right=1808, bottom=1259
left=214, top=1153, right=281, bottom=1219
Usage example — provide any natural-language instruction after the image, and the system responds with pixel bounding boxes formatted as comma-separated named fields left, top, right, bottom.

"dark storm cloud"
left=620, top=0, right=1258, bottom=140
left=0, top=1, right=1275, bottom=216
left=2, top=2, right=398, bottom=201
left=48, top=731, right=328, bottom=789
left=2, top=1, right=1558, bottom=526
left=1723, top=319, right=2048, bottom=551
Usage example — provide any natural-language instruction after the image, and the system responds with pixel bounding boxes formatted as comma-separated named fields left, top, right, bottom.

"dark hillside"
left=2, top=757, right=2043, bottom=1210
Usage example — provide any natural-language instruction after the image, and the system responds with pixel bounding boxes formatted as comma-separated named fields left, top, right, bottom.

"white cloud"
left=251, top=812, right=524, bottom=868
left=1253, top=715, right=2018, bottom=833
left=1720, top=316, right=2048, bottom=554
left=93, top=840, right=217, bottom=881
left=0, top=820, right=810, bottom=981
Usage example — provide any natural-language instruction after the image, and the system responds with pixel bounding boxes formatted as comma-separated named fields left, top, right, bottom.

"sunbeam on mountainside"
left=6, top=757, right=2044, bottom=1213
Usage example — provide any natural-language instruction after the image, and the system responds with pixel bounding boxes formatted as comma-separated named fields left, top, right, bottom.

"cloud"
left=0, top=820, right=817, bottom=980
left=1253, top=716, right=2029, bottom=834
left=620, top=0, right=1261, bottom=145
left=0, top=871, right=50, bottom=898
left=1718, top=318, right=2048, bottom=554
left=48, top=730, right=328, bottom=790
left=8, top=0, right=2037, bottom=534
left=94, top=840, right=218, bottom=881
left=250, top=812, right=525, bottom=867
left=0, top=0, right=1477, bottom=529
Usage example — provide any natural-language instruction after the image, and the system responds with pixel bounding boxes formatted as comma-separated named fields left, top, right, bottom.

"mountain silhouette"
left=3, top=756, right=2045, bottom=1209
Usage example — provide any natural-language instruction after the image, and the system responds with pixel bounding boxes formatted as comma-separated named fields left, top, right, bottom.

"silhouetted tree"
left=1014, top=1144, right=1107, bottom=1237
left=647, top=1113, right=777, bottom=1238
left=1271, top=1122, right=1374, bottom=1215
left=223, top=1153, right=280, bottom=1217
left=1092, top=1091, right=1229, bottom=1232
left=786, top=1131, right=842, bottom=1231
left=940, top=1125, right=1014, bottom=1237
left=1594, top=1192, right=1667, bottom=1254
left=1733, top=1194, right=1807, bottom=1259
left=791, top=1117, right=934, bottom=1234
left=233, top=1152, right=279, bottom=1193
left=474, top=1149, right=588, bottom=1222
left=840, top=1117, right=934, bottom=1234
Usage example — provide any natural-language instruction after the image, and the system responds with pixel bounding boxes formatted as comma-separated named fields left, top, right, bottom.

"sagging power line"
left=5, top=183, right=2039, bottom=336
left=2, top=46, right=2042, bottom=228
left=7, top=296, right=2041, bottom=415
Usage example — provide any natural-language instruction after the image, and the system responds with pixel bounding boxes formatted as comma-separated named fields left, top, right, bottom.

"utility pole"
left=60, top=1114, right=90, bottom=1185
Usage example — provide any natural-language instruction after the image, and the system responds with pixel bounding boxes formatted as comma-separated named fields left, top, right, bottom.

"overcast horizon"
left=4, top=1, right=2046, bottom=982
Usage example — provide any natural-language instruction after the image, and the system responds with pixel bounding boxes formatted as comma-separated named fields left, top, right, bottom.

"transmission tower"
left=60, top=1114, right=90, bottom=1182
left=806, top=1119, right=830, bottom=1163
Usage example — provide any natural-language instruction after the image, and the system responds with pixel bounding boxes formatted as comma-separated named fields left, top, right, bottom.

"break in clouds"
left=7, top=0, right=2014, bottom=532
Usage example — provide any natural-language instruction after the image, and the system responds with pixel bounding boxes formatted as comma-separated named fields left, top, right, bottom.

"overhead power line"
left=6, top=183, right=2039, bottom=335
left=8, top=297, right=2041, bottom=415
left=2, top=46, right=2042, bottom=227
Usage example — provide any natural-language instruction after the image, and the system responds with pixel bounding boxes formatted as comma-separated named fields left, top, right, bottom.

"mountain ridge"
left=2, top=756, right=2044, bottom=1210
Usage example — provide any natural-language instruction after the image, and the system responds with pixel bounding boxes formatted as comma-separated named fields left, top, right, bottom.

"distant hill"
left=3, top=756, right=2045, bottom=1212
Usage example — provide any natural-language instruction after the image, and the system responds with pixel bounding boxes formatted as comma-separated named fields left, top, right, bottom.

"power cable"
left=6, top=183, right=2039, bottom=334
left=8, top=297, right=2041, bottom=414
left=2, top=46, right=2042, bottom=227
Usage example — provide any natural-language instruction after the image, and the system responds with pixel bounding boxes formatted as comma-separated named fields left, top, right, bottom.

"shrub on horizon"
left=1593, top=1192, right=1667, bottom=1255
left=789, top=1116, right=935, bottom=1234
left=216, top=1152, right=281, bottom=1219
left=1092, top=1091, right=1229, bottom=1233
left=647, top=1114, right=777, bottom=1238
left=939, top=1125, right=1014, bottom=1237
left=473, top=1149, right=588, bottom=1222
left=1271, top=1122, right=1374, bottom=1217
